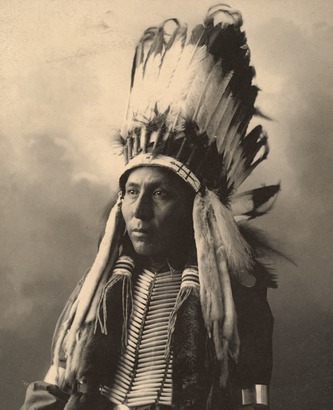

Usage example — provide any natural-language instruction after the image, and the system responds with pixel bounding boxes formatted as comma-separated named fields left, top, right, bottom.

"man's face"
left=121, top=167, right=194, bottom=260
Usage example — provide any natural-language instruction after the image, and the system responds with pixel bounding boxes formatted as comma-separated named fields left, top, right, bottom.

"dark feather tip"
left=254, top=107, right=273, bottom=121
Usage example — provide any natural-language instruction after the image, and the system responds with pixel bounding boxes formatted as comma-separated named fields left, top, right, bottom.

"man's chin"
left=132, top=241, right=157, bottom=258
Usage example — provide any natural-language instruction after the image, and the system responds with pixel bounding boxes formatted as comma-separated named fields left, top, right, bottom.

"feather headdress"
left=115, top=4, right=278, bottom=208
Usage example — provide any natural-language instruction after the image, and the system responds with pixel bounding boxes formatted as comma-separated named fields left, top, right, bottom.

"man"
left=22, top=4, right=278, bottom=410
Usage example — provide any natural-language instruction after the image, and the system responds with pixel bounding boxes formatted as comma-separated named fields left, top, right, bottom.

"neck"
left=147, top=259, right=169, bottom=273
left=136, top=240, right=195, bottom=273
left=142, top=252, right=186, bottom=273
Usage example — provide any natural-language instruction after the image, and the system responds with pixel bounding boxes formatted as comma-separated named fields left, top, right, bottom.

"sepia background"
left=1, top=1, right=332, bottom=409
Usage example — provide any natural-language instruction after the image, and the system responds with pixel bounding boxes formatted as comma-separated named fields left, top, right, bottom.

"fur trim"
left=193, top=188, right=244, bottom=386
left=62, top=195, right=125, bottom=383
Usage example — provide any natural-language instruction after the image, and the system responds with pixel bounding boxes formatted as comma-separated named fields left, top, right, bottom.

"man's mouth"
left=131, top=228, right=151, bottom=238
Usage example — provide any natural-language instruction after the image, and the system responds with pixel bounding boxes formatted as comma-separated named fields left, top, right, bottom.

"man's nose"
left=133, top=193, right=153, bottom=220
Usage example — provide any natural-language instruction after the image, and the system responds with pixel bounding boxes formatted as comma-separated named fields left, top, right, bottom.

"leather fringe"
left=95, top=255, right=135, bottom=350
left=165, top=266, right=200, bottom=360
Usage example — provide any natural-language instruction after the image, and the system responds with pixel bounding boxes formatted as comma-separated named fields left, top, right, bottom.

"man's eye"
left=153, top=190, right=167, bottom=198
left=126, top=189, right=139, bottom=197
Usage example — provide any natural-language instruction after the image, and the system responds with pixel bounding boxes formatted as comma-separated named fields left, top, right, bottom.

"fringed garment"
left=30, top=256, right=273, bottom=410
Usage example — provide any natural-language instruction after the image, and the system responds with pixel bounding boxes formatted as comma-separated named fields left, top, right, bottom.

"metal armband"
left=241, top=384, right=269, bottom=406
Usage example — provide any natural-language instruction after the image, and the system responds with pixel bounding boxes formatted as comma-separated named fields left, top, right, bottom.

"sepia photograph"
left=1, top=1, right=332, bottom=409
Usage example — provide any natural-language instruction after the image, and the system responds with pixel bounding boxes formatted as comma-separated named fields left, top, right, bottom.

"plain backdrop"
left=1, top=1, right=333, bottom=409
